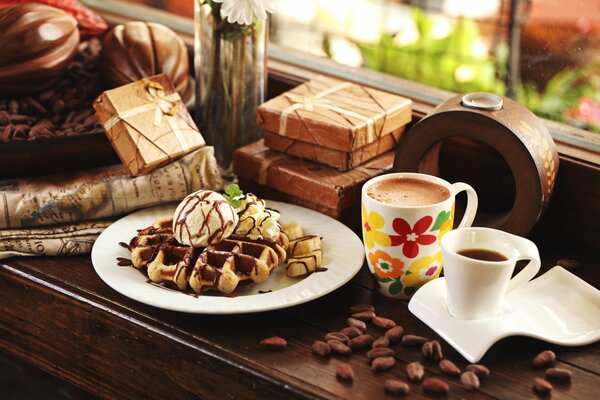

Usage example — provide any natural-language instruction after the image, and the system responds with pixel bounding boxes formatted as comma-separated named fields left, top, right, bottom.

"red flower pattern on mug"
left=390, top=216, right=437, bottom=258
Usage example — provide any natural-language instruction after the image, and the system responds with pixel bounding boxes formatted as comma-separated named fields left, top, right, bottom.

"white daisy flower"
left=213, top=0, right=274, bottom=25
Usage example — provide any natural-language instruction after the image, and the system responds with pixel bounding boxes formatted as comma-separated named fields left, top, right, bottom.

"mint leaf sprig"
left=222, top=183, right=244, bottom=208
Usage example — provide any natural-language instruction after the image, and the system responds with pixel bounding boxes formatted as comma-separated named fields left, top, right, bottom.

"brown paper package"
left=263, top=127, right=404, bottom=171
left=233, top=140, right=395, bottom=218
left=257, top=75, right=412, bottom=152
left=94, top=74, right=205, bottom=176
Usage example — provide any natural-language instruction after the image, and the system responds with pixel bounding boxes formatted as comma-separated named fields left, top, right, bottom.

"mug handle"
left=451, top=182, right=478, bottom=228
left=506, top=236, right=541, bottom=293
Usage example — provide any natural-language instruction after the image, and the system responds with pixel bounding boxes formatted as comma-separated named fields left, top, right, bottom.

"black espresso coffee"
left=366, top=177, right=450, bottom=207
left=458, top=248, right=508, bottom=262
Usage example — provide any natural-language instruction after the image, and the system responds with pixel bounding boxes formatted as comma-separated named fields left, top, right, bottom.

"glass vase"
left=194, top=0, right=267, bottom=177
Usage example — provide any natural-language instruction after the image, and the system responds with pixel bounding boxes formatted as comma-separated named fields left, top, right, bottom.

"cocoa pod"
left=328, top=340, right=352, bottom=356
left=371, top=356, right=395, bottom=372
left=325, top=332, right=349, bottom=344
left=346, top=317, right=367, bottom=331
left=421, top=340, right=443, bottom=361
left=336, top=363, right=354, bottom=381
left=350, top=311, right=376, bottom=321
left=348, top=304, right=375, bottom=313
left=533, top=350, right=556, bottom=367
left=466, top=364, right=490, bottom=379
left=439, top=359, right=461, bottom=376
left=383, top=379, right=410, bottom=396
left=372, top=316, right=396, bottom=330
left=348, top=334, right=373, bottom=350
left=367, top=347, right=394, bottom=361
left=401, top=334, right=428, bottom=347
left=545, top=367, right=572, bottom=381
left=532, top=378, right=553, bottom=393
left=260, top=336, right=287, bottom=350
left=422, top=377, right=449, bottom=395
left=372, top=336, right=390, bottom=348
left=406, top=361, right=424, bottom=382
left=341, top=326, right=362, bottom=339
left=384, top=325, right=404, bottom=342
left=311, top=341, right=331, bottom=358
left=460, top=371, right=480, bottom=390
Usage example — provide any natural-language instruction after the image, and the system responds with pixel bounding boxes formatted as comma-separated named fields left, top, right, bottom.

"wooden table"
left=0, top=241, right=598, bottom=400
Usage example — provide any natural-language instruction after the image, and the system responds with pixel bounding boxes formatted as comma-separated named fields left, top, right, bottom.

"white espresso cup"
left=441, top=227, right=541, bottom=319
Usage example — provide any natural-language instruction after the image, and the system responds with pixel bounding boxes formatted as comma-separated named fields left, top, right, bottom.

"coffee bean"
left=466, top=364, right=490, bottom=379
left=0, top=111, right=10, bottom=125
left=52, top=99, right=65, bottom=114
left=336, top=363, right=354, bottom=381
left=25, top=97, right=47, bottom=115
left=533, top=378, right=553, bottom=393
left=325, top=332, right=349, bottom=344
left=557, top=258, right=579, bottom=270
left=350, top=311, right=376, bottom=321
left=8, top=99, right=19, bottom=114
left=383, top=379, right=410, bottom=396
left=422, top=377, right=449, bottom=395
left=533, top=350, right=556, bottom=367
left=421, top=340, right=443, bottom=361
left=346, top=317, right=367, bottom=332
left=367, top=347, right=394, bottom=360
left=311, top=341, right=331, bottom=358
left=328, top=340, right=352, bottom=356
left=371, top=356, right=395, bottom=372
left=545, top=367, right=572, bottom=381
left=401, top=334, right=428, bottom=347
left=348, top=334, right=373, bottom=350
left=406, top=361, right=424, bottom=382
left=341, top=326, right=362, bottom=339
left=460, top=371, right=480, bottom=390
left=439, top=359, right=461, bottom=376
left=10, top=114, right=29, bottom=124
left=260, top=336, right=287, bottom=350
left=372, top=336, right=390, bottom=348
left=372, top=316, right=396, bottom=330
left=348, top=304, right=375, bottom=313
left=384, top=325, right=404, bottom=342
left=38, top=90, right=55, bottom=103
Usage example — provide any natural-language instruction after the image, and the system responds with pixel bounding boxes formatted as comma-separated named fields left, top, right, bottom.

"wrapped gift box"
left=263, top=127, right=404, bottom=171
left=94, top=74, right=205, bottom=176
left=233, top=140, right=395, bottom=218
left=257, top=75, right=412, bottom=152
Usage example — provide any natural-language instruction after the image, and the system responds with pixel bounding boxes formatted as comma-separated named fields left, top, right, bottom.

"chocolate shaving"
left=116, top=257, right=133, bottom=266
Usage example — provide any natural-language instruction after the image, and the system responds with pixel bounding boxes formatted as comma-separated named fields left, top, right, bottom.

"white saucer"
left=408, top=266, right=600, bottom=362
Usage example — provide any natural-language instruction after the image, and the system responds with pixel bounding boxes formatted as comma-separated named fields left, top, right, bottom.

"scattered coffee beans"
left=533, top=350, right=556, bottom=367
left=372, top=336, right=390, bottom=348
left=341, top=326, right=362, bottom=338
left=439, top=359, right=461, bottom=376
left=336, top=363, right=355, bottom=381
left=346, top=317, right=367, bottom=331
left=406, top=361, right=425, bottom=382
left=311, top=341, right=331, bottom=358
left=421, top=340, right=443, bottom=361
left=328, top=340, right=352, bottom=356
left=350, top=311, right=376, bottom=321
left=372, top=316, right=396, bottom=330
left=384, top=325, right=404, bottom=342
left=348, top=304, right=375, bottom=313
left=466, top=364, right=490, bottom=379
left=325, top=332, right=349, bottom=344
left=349, top=334, right=374, bottom=350
left=422, top=377, right=449, bottom=395
left=367, top=347, right=395, bottom=361
left=384, top=379, right=410, bottom=396
left=533, top=378, right=553, bottom=394
left=401, top=334, right=429, bottom=347
left=371, top=356, right=395, bottom=372
left=460, top=371, right=480, bottom=390
left=545, top=367, right=572, bottom=381
left=260, top=336, right=287, bottom=350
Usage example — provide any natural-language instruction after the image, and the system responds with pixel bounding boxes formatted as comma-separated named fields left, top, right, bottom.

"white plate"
left=409, top=266, right=600, bottom=363
left=91, top=201, right=364, bottom=314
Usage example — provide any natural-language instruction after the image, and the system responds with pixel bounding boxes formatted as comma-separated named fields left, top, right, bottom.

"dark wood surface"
left=0, top=240, right=598, bottom=400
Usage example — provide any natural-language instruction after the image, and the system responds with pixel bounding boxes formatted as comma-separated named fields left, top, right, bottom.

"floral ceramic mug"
left=361, top=173, right=478, bottom=299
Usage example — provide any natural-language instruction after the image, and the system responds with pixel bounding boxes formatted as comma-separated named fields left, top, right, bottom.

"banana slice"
left=281, top=222, right=304, bottom=241
left=286, top=250, right=323, bottom=277
left=289, top=235, right=321, bottom=257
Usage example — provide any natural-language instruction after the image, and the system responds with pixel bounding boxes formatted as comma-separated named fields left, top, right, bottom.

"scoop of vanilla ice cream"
left=172, top=190, right=239, bottom=247
left=234, top=193, right=281, bottom=240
